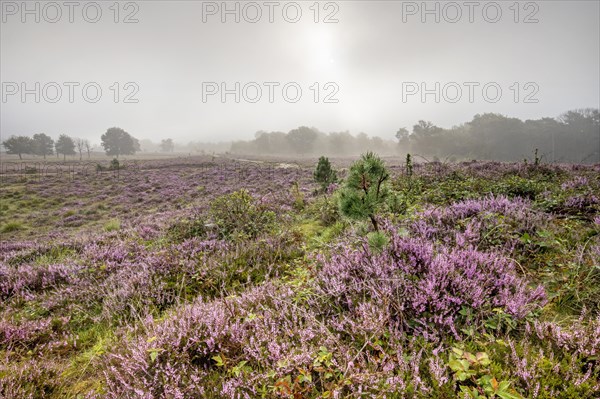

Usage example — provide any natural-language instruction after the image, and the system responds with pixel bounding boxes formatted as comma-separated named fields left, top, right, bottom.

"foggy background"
left=1, top=0, right=599, bottom=146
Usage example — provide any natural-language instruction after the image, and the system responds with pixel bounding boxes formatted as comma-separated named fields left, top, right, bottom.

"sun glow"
left=304, top=26, right=338, bottom=72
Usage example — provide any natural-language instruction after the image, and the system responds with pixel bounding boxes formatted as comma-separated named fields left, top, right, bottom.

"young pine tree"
left=313, top=156, right=337, bottom=192
left=338, top=152, right=389, bottom=231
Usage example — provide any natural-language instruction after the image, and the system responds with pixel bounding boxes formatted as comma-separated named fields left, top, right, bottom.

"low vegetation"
left=0, top=154, right=598, bottom=398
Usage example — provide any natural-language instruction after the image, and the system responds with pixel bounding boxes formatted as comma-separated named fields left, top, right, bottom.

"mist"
left=1, top=0, right=599, bottom=148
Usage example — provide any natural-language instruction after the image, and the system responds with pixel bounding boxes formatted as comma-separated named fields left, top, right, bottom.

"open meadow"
left=1, top=155, right=599, bottom=398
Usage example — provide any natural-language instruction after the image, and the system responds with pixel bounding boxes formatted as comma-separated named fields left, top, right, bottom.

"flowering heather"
left=410, top=195, right=545, bottom=254
left=316, top=221, right=546, bottom=341
left=88, top=283, right=458, bottom=398
left=561, top=176, right=590, bottom=190
left=1, top=157, right=599, bottom=398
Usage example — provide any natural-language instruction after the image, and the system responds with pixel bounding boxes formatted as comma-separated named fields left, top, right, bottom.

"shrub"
left=307, top=194, right=340, bottom=226
left=167, top=217, right=209, bottom=242
left=405, top=153, right=413, bottom=177
left=209, top=189, right=276, bottom=240
left=110, top=158, right=120, bottom=170
left=316, top=222, right=547, bottom=341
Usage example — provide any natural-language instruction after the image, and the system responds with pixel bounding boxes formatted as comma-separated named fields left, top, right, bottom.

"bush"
left=317, top=223, right=547, bottom=341
left=307, top=194, right=340, bottom=226
left=167, top=217, right=208, bottom=242
left=209, top=189, right=276, bottom=240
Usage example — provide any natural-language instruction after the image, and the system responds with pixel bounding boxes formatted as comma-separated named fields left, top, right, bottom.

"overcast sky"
left=1, top=0, right=599, bottom=143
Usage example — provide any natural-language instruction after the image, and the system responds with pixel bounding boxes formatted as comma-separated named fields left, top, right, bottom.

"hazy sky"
left=1, top=0, right=599, bottom=143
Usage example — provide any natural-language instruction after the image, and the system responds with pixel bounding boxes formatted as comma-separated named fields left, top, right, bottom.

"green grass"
left=1, top=220, right=26, bottom=233
left=103, top=219, right=121, bottom=232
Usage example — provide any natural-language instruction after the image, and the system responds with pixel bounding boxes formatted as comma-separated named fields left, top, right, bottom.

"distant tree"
left=395, top=127, right=409, bottom=142
left=328, top=131, right=353, bottom=155
left=100, top=127, right=139, bottom=158
left=466, top=114, right=524, bottom=160
left=559, top=108, right=600, bottom=127
left=84, top=140, right=94, bottom=159
left=287, top=126, right=318, bottom=155
left=558, top=108, right=600, bottom=163
left=32, top=133, right=54, bottom=159
left=160, top=138, right=175, bottom=153
left=55, top=134, right=76, bottom=160
left=355, top=132, right=370, bottom=151
left=412, top=121, right=444, bottom=142
left=74, top=138, right=87, bottom=160
left=254, top=133, right=272, bottom=154
left=338, top=152, right=389, bottom=231
left=2, top=135, right=33, bottom=159
left=313, top=156, right=337, bottom=192
left=139, top=139, right=158, bottom=153
left=371, top=136, right=384, bottom=152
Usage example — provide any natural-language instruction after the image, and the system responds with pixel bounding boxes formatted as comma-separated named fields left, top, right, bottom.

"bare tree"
left=83, top=140, right=94, bottom=159
left=75, top=138, right=86, bottom=160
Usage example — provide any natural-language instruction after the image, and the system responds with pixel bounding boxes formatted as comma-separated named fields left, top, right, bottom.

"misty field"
left=1, top=155, right=599, bottom=398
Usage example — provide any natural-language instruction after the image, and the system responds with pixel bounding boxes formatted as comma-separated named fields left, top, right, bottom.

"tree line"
left=398, top=109, right=599, bottom=163
left=232, top=109, right=599, bottom=163
left=2, top=128, right=139, bottom=160
left=231, top=126, right=399, bottom=157
left=3, top=108, right=598, bottom=163
left=2, top=127, right=180, bottom=160
left=1, top=133, right=94, bottom=160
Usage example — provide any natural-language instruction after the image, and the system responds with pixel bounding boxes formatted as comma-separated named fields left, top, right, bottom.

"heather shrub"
left=209, top=189, right=276, bottom=240
left=540, top=174, right=600, bottom=216
left=366, top=230, right=389, bottom=253
left=419, top=175, right=484, bottom=205
left=90, top=283, right=453, bottom=398
left=0, top=260, right=86, bottom=302
left=94, top=233, right=303, bottom=324
left=184, top=232, right=304, bottom=297
left=469, top=315, right=600, bottom=397
left=316, top=222, right=546, bottom=341
left=0, top=359, right=59, bottom=399
left=410, top=195, right=546, bottom=255
left=548, top=235, right=600, bottom=313
left=2, top=159, right=599, bottom=398
left=92, top=284, right=343, bottom=398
